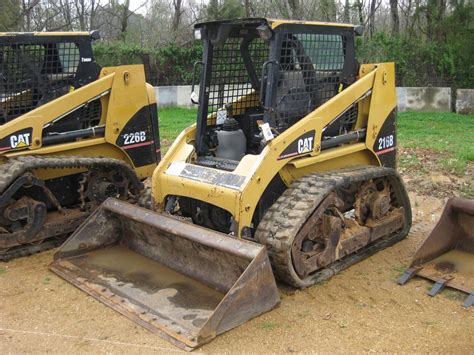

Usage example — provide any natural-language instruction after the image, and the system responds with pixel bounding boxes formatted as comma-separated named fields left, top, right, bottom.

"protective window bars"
left=0, top=42, right=80, bottom=124
left=207, top=36, right=269, bottom=124
left=275, top=33, right=347, bottom=131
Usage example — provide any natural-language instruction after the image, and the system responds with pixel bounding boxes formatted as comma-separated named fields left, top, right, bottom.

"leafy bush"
left=93, top=42, right=203, bottom=85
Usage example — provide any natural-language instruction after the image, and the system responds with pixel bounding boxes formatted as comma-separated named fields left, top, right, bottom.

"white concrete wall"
left=156, top=85, right=474, bottom=114
left=396, top=87, right=451, bottom=112
left=456, top=89, right=474, bottom=114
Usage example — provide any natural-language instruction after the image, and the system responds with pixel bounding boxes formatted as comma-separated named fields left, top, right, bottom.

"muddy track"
left=256, top=166, right=411, bottom=288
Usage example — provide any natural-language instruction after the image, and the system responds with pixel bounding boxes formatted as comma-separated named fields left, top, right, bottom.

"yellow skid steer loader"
left=0, top=31, right=160, bottom=260
left=51, top=18, right=412, bottom=350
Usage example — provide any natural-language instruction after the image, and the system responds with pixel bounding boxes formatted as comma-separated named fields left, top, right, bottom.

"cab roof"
left=0, top=31, right=99, bottom=39
left=195, top=17, right=355, bottom=30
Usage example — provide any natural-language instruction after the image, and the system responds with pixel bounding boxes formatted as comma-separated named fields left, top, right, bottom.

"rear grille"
left=0, top=41, right=80, bottom=123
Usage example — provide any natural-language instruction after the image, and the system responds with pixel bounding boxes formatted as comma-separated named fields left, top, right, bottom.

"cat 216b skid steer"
left=51, top=19, right=412, bottom=350
left=0, top=31, right=160, bottom=260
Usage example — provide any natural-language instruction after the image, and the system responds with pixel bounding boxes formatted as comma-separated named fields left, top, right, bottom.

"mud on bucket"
left=50, top=198, right=280, bottom=350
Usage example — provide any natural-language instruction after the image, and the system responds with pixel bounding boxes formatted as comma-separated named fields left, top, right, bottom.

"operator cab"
left=191, top=18, right=360, bottom=170
left=0, top=31, right=101, bottom=130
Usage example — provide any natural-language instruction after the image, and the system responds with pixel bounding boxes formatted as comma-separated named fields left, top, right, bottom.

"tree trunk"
left=343, top=0, right=350, bottom=23
left=389, top=0, right=400, bottom=35
left=285, top=0, right=300, bottom=19
left=354, top=0, right=364, bottom=25
left=320, top=0, right=337, bottom=21
left=90, top=0, right=97, bottom=30
left=172, top=0, right=182, bottom=32
left=368, top=0, right=377, bottom=37
left=120, top=0, right=130, bottom=40
left=244, top=0, right=251, bottom=17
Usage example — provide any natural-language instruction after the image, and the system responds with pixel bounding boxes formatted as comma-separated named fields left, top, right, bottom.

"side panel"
left=372, top=109, right=397, bottom=168
left=116, top=104, right=160, bottom=167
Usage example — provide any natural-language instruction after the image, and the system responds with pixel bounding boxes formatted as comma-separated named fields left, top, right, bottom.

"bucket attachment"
left=49, top=199, right=280, bottom=350
left=398, top=197, right=474, bottom=307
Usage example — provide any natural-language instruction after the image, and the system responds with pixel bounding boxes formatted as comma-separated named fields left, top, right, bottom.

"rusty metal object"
left=50, top=198, right=280, bottom=351
left=0, top=155, right=143, bottom=260
left=290, top=177, right=405, bottom=279
left=399, top=197, right=474, bottom=307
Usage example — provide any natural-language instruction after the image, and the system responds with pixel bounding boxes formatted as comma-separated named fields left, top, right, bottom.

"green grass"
left=0, top=267, right=7, bottom=275
left=158, top=107, right=197, bottom=145
left=398, top=112, right=474, bottom=166
left=443, top=289, right=466, bottom=301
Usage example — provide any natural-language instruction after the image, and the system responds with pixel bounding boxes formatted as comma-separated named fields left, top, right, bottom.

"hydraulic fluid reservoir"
left=216, top=117, right=247, bottom=160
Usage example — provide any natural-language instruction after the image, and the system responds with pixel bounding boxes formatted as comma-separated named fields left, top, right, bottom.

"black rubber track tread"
left=0, top=155, right=144, bottom=260
left=255, top=166, right=412, bottom=288
left=0, top=155, right=143, bottom=195
left=0, top=237, right=65, bottom=261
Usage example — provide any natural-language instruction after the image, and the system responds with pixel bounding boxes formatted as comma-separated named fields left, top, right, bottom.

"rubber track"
left=0, top=155, right=143, bottom=195
left=0, top=155, right=144, bottom=260
left=255, top=165, right=412, bottom=288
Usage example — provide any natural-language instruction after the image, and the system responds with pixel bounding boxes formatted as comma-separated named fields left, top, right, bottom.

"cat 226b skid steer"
left=51, top=19, right=412, bottom=350
left=0, top=32, right=160, bottom=260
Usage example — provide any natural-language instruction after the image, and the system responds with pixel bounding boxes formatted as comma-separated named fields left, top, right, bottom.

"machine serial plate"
left=166, top=162, right=245, bottom=190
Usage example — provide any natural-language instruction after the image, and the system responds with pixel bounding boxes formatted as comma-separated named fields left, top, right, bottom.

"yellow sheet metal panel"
left=269, top=19, right=354, bottom=29
left=0, top=32, right=90, bottom=37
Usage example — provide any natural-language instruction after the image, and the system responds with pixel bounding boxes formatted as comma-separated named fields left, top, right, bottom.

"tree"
left=0, top=0, right=22, bottom=31
left=320, top=0, right=337, bottom=21
left=389, top=0, right=400, bottom=35
left=172, top=0, right=183, bottom=32
left=343, top=0, right=350, bottom=23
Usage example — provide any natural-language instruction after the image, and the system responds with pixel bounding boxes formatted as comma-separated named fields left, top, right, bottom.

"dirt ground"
left=1, top=191, right=473, bottom=353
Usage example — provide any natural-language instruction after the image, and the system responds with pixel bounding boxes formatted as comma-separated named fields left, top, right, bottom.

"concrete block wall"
left=396, top=87, right=452, bottom=112
left=156, top=85, right=473, bottom=114
left=456, top=89, right=474, bottom=114
left=156, top=85, right=197, bottom=108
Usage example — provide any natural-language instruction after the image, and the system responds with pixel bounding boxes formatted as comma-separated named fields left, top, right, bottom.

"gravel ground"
left=1, top=192, right=473, bottom=353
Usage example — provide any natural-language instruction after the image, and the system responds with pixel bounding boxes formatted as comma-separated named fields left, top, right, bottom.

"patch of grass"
left=0, top=267, right=7, bottom=275
left=158, top=107, right=197, bottom=145
left=398, top=112, right=474, bottom=169
left=438, top=156, right=467, bottom=175
left=258, top=321, right=280, bottom=330
left=443, top=289, right=466, bottom=301
left=460, top=184, right=474, bottom=199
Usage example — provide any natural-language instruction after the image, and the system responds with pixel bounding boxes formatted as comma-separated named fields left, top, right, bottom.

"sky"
left=129, top=0, right=150, bottom=15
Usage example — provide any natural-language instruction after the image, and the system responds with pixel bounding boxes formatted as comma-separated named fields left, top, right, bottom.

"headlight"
left=194, top=29, right=203, bottom=40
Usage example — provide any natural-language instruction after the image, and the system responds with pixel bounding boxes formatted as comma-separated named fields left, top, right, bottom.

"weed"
left=0, top=267, right=7, bottom=275
left=443, top=289, right=466, bottom=301
left=258, top=321, right=280, bottom=330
